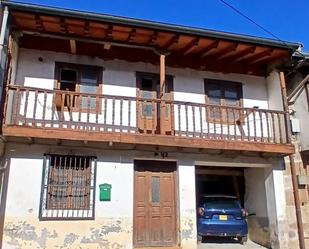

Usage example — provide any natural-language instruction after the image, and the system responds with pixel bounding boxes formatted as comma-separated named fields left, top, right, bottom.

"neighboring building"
left=0, top=1, right=303, bottom=249
left=285, top=52, right=309, bottom=249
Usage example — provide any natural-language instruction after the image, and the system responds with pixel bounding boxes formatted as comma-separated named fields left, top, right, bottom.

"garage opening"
left=195, top=165, right=271, bottom=249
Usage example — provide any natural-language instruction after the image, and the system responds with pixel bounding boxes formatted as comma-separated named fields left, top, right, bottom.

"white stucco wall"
left=292, top=89, right=309, bottom=151
left=6, top=48, right=281, bottom=140
left=2, top=143, right=200, bottom=249
left=1, top=141, right=290, bottom=249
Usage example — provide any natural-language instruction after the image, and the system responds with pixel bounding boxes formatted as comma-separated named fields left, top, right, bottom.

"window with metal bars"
left=39, top=154, right=96, bottom=220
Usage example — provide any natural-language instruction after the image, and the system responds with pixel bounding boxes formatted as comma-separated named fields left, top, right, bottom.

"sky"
left=13, top=0, right=309, bottom=51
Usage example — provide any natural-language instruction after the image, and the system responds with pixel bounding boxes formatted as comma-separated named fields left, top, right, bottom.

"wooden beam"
left=106, top=25, right=113, bottom=39
left=245, top=49, right=274, bottom=65
left=164, top=35, right=179, bottom=50
left=200, top=40, right=220, bottom=58
left=209, top=43, right=238, bottom=60
left=3, top=126, right=295, bottom=155
left=127, top=28, right=136, bottom=42
left=84, top=21, right=90, bottom=36
left=35, top=14, right=44, bottom=31
left=196, top=168, right=243, bottom=176
left=229, top=46, right=257, bottom=63
left=149, top=31, right=158, bottom=45
left=160, top=54, right=166, bottom=96
left=182, top=37, right=200, bottom=56
left=59, top=18, right=67, bottom=34
left=69, top=39, right=76, bottom=54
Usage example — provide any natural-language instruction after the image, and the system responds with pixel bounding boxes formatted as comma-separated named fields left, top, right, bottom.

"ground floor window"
left=39, top=154, right=96, bottom=220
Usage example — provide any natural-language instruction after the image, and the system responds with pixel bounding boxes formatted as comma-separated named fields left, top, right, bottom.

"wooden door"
left=134, top=161, right=177, bottom=248
left=137, top=77, right=158, bottom=133
left=136, top=73, right=173, bottom=135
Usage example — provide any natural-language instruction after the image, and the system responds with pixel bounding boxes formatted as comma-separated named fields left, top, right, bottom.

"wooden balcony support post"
left=160, top=53, right=166, bottom=135
left=280, top=71, right=306, bottom=249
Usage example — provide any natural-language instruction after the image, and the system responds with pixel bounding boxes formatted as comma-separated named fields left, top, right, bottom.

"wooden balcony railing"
left=3, top=85, right=291, bottom=148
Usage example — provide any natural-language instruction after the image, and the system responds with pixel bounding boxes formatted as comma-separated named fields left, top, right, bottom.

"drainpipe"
left=0, top=6, right=8, bottom=63
left=279, top=72, right=306, bottom=249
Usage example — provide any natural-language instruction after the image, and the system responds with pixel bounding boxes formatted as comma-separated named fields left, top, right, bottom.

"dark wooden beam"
left=209, top=43, right=238, bottom=60
left=84, top=21, right=90, bottom=36
left=127, top=28, right=136, bottom=42
left=182, top=37, right=200, bottom=56
left=106, top=25, right=113, bottom=39
left=164, top=35, right=179, bottom=50
left=229, top=46, right=257, bottom=63
left=200, top=40, right=220, bottom=58
left=35, top=14, right=44, bottom=31
left=3, top=126, right=295, bottom=155
left=149, top=31, right=158, bottom=45
left=59, top=18, right=67, bottom=34
left=246, top=49, right=274, bottom=65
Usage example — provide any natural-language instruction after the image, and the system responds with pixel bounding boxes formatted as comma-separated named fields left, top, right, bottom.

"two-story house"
left=0, top=1, right=303, bottom=249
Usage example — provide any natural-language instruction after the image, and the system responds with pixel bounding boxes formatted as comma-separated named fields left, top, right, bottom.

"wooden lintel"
left=246, top=49, right=274, bottom=65
left=164, top=35, right=179, bottom=50
left=196, top=168, right=243, bottom=176
left=3, top=126, right=295, bottom=155
left=182, top=37, right=200, bottom=56
left=69, top=39, right=76, bottom=54
left=200, top=40, right=220, bottom=58
left=127, top=28, right=136, bottom=42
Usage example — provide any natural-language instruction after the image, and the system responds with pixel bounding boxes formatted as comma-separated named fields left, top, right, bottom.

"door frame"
left=133, top=159, right=180, bottom=248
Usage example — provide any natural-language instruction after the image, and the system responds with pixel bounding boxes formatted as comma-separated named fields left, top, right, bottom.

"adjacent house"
left=285, top=52, right=309, bottom=249
left=0, top=1, right=304, bottom=249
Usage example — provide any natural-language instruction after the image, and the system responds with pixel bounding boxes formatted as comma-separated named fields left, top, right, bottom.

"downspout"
left=0, top=6, right=8, bottom=62
left=279, top=72, right=306, bottom=249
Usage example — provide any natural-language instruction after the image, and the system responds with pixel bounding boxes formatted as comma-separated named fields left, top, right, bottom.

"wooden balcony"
left=2, top=85, right=294, bottom=155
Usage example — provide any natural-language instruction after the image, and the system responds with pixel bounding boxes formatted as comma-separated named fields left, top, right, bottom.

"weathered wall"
left=2, top=142, right=200, bottom=249
left=1, top=141, right=293, bottom=249
left=283, top=143, right=309, bottom=249
left=244, top=168, right=271, bottom=247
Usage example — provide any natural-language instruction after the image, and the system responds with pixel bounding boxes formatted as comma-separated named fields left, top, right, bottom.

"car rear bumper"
left=197, top=218, right=248, bottom=237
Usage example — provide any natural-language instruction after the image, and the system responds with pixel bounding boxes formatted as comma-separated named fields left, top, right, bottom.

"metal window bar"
left=39, top=154, right=96, bottom=220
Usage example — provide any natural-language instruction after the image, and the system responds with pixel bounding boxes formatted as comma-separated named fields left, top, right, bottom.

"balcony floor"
left=2, top=126, right=294, bottom=156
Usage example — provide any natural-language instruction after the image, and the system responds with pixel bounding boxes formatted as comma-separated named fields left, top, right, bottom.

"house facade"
left=284, top=52, right=309, bottom=249
left=0, top=1, right=304, bottom=249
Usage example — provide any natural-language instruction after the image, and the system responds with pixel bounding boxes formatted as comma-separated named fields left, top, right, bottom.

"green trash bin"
left=99, top=183, right=112, bottom=201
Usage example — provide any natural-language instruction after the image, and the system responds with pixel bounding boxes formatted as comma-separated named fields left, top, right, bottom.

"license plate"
left=219, top=215, right=227, bottom=221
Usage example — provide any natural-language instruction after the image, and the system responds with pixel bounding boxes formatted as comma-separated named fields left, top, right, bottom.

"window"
left=204, top=79, right=243, bottom=123
left=55, top=62, right=103, bottom=111
left=39, top=154, right=96, bottom=220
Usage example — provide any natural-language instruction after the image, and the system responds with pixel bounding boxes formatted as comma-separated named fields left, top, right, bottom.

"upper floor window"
left=204, top=79, right=243, bottom=123
left=55, top=62, right=103, bottom=111
left=39, top=154, right=96, bottom=220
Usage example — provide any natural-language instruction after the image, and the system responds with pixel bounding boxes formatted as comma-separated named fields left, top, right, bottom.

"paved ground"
left=197, top=237, right=267, bottom=249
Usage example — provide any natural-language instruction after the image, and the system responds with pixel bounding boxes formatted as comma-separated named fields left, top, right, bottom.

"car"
left=197, top=195, right=248, bottom=244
